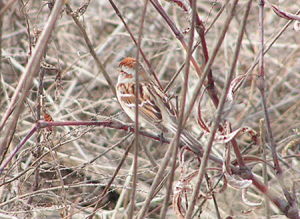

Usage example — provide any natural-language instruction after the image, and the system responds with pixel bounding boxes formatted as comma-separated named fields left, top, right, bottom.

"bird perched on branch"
left=116, top=57, right=203, bottom=155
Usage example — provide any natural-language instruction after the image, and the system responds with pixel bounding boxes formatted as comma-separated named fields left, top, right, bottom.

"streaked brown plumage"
left=116, top=57, right=202, bottom=154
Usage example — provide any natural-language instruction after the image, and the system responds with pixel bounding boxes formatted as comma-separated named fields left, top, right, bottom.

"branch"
left=0, top=0, right=65, bottom=163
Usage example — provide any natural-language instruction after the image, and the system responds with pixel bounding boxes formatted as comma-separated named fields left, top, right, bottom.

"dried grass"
left=0, top=0, right=299, bottom=218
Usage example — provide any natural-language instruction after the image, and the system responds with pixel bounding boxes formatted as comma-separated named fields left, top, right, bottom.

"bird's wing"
left=149, top=82, right=177, bottom=119
left=117, top=82, right=163, bottom=125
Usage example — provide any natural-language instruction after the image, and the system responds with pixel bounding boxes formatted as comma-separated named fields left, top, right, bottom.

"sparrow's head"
left=118, top=57, right=148, bottom=83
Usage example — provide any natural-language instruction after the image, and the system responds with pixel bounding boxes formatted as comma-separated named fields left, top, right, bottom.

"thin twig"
left=0, top=125, right=38, bottom=175
left=87, top=139, right=134, bottom=219
left=0, top=0, right=17, bottom=17
left=205, top=0, right=230, bottom=34
left=128, top=0, right=149, bottom=217
left=185, top=0, right=242, bottom=217
left=27, top=67, right=45, bottom=205
left=182, top=0, right=239, bottom=129
left=260, top=119, right=271, bottom=219
left=163, top=40, right=201, bottom=93
left=65, top=3, right=116, bottom=97
left=0, top=0, right=65, bottom=164
left=205, top=174, right=221, bottom=219
left=257, top=0, right=296, bottom=213
left=136, top=138, right=175, bottom=219
left=0, top=119, right=178, bottom=175
left=190, top=0, right=219, bottom=107
left=0, top=0, right=3, bottom=72
left=257, top=0, right=282, bottom=175
left=108, top=0, right=162, bottom=89
left=237, top=8, right=300, bottom=96
left=112, top=161, right=134, bottom=219
left=150, top=0, right=220, bottom=107
left=160, top=0, right=197, bottom=217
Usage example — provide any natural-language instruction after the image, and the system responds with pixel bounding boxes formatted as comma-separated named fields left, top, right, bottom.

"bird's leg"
left=158, top=131, right=164, bottom=144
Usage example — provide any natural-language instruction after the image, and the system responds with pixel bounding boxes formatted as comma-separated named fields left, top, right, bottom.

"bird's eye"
left=120, top=70, right=133, bottom=78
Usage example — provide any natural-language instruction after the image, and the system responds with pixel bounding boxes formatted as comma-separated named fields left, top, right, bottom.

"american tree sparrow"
left=116, top=57, right=202, bottom=155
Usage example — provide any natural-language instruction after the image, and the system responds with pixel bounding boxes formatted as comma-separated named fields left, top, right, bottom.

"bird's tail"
left=167, top=123, right=203, bottom=155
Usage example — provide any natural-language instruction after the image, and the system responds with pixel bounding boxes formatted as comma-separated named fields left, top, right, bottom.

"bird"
left=115, top=57, right=203, bottom=155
